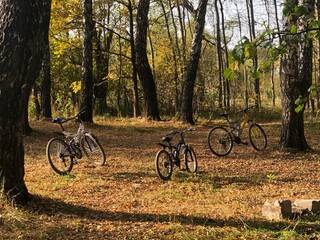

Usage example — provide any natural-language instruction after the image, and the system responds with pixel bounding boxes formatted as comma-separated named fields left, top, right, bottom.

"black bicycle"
left=155, top=128, right=198, bottom=180
left=46, top=108, right=106, bottom=175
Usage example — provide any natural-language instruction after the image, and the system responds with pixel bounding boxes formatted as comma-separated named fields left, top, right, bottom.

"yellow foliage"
left=70, top=81, right=81, bottom=94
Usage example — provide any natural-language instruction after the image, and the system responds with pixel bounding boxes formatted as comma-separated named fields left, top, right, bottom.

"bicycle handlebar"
left=220, top=105, right=257, bottom=118
left=52, top=107, right=87, bottom=125
left=236, top=105, right=257, bottom=114
left=167, top=128, right=195, bottom=136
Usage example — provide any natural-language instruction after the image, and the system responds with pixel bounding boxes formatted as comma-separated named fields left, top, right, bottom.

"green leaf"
left=251, top=69, right=261, bottom=79
left=290, top=25, right=297, bottom=34
left=223, top=68, right=234, bottom=80
left=295, top=104, right=304, bottom=113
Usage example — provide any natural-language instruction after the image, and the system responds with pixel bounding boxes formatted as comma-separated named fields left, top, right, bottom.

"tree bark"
left=80, top=0, right=94, bottom=122
left=247, top=0, right=260, bottom=107
left=40, top=35, right=52, bottom=119
left=135, top=0, right=160, bottom=120
left=215, top=0, right=223, bottom=109
left=180, top=0, right=208, bottom=124
left=280, top=0, right=314, bottom=151
left=128, top=0, right=141, bottom=118
left=0, top=0, right=51, bottom=204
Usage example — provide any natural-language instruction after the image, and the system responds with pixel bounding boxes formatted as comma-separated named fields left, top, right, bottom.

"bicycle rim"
left=249, top=123, right=267, bottom=150
left=185, top=147, right=197, bottom=173
left=46, top=138, right=73, bottom=175
left=155, top=149, right=172, bottom=180
left=208, top=127, right=233, bottom=156
left=81, top=133, right=106, bottom=166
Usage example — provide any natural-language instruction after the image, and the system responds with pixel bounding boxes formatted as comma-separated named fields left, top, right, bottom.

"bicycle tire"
left=80, top=133, right=106, bottom=166
left=184, top=146, right=197, bottom=173
left=208, top=126, right=233, bottom=156
left=155, top=149, right=173, bottom=180
left=248, top=123, right=267, bottom=151
left=46, top=138, right=73, bottom=175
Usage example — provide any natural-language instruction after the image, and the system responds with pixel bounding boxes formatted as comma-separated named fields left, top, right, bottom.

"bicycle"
left=46, top=108, right=106, bottom=175
left=207, top=105, right=267, bottom=156
left=155, top=128, right=198, bottom=180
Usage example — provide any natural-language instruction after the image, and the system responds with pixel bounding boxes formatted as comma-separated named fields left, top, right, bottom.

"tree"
left=135, top=0, right=160, bottom=120
left=41, top=34, right=52, bottom=119
left=180, top=0, right=208, bottom=124
left=128, top=0, right=141, bottom=117
left=80, top=0, right=94, bottom=122
left=246, top=0, right=261, bottom=107
left=0, top=0, right=51, bottom=204
left=280, top=0, right=314, bottom=151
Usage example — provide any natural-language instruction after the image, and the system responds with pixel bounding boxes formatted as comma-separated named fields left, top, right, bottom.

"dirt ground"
left=3, top=117, right=319, bottom=239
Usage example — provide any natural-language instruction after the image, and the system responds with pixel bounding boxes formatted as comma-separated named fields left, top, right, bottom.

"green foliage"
left=223, top=67, right=234, bottom=80
left=283, top=2, right=307, bottom=17
left=294, top=95, right=307, bottom=113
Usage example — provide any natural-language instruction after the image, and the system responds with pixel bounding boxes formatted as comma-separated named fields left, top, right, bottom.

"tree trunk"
left=33, top=85, right=41, bottom=120
left=0, top=0, right=51, bottom=204
left=80, top=0, right=94, bottom=122
left=219, top=0, right=230, bottom=108
left=160, top=0, right=180, bottom=115
left=180, top=0, right=208, bottom=124
left=94, top=28, right=108, bottom=115
left=215, top=0, right=223, bottom=109
left=280, top=0, right=314, bottom=151
left=40, top=35, right=52, bottom=119
left=135, top=0, right=160, bottom=120
left=128, top=0, right=141, bottom=118
left=247, top=0, right=260, bottom=107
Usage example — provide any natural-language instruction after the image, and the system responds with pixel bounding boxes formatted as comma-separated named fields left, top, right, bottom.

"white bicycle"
left=46, top=108, right=106, bottom=175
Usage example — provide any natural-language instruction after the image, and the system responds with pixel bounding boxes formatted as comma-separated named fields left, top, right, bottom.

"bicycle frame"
left=155, top=128, right=197, bottom=180
left=222, top=106, right=255, bottom=138
left=52, top=108, right=87, bottom=159
left=158, top=129, right=193, bottom=162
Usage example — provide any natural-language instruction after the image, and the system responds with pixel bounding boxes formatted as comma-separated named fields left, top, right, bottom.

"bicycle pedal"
left=241, top=141, right=248, bottom=145
left=73, top=160, right=78, bottom=164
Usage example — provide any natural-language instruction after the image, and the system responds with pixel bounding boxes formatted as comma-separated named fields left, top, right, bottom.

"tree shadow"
left=27, top=195, right=320, bottom=235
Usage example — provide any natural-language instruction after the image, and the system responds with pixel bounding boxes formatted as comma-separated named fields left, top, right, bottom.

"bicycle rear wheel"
left=80, top=133, right=106, bottom=166
left=46, top=138, right=73, bottom=175
left=184, top=146, right=197, bottom=173
left=208, top=126, right=233, bottom=156
left=248, top=123, right=267, bottom=150
left=155, top=149, right=173, bottom=180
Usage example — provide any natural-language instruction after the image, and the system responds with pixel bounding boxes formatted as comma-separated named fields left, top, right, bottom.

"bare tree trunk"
left=219, top=0, right=230, bottom=108
left=181, top=0, right=208, bottom=124
left=215, top=0, right=223, bottom=109
left=80, top=0, right=94, bottom=122
left=40, top=36, right=52, bottom=119
left=135, top=0, right=160, bottom=120
left=247, top=0, right=260, bottom=107
left=160, top=0, right=179, bottom=114
left=33, top=85, right=41, bottom=120
left=128, top=0, right=141, bottom=118
left=0, top=0, right=51, bottom=204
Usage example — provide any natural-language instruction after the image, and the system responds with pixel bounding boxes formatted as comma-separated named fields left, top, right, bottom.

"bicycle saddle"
left=162, top=136, right=172, bottom=142
left=52, top=117, right=62, bottom=123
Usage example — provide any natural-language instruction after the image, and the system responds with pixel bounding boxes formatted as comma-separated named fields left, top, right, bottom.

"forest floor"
left=0, top=115, right=320, bottom=239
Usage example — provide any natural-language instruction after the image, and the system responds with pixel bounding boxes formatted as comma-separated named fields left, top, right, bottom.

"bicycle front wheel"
left=46, top=138, right=73, bottom=175
left=248, top=123, right=267, bottom=151
left=155, top=149, right=173, bottom=180
left=208, top=126, right=233, bottom=156
left=184, top=146, right=197, bottom=173
left=80, top=133, right=106, bottom=166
